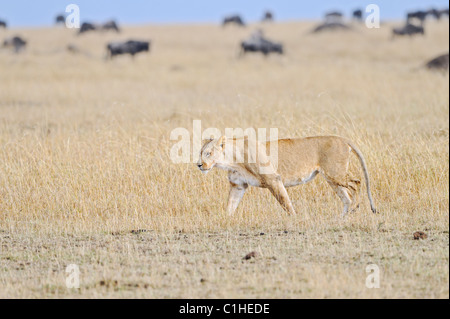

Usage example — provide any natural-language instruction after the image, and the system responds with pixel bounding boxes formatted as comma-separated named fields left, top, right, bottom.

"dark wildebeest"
left=79, top=20, right=120, bottom=34
left=79, top=22, right=96, bottom=34
left=352, top=9, right=363, bottom=21
left=223, top=15, right=245, bottom=27
left=3, top=36, right=27, bottom=53
left=262, top=11, right=274, bottom=22
left=425, top=53, right=449, bottom=72
left=0, top=20, right=6, bottom=28
left=406, top=11, right=428, bottom=25
left=240, top=30, right=283, bottom=56
left=392, top=23, right=425, bottom=38
left=325, top=11, right=344, bottom=21
left=55, top=14, right=65, bottom=25
left=102, top=20, right=120, bottom=32
left=107, top=40, right=150, bottom=59
left=427, top=8, right=442, bottom=20
left=312, top=21, right=352, bottom=33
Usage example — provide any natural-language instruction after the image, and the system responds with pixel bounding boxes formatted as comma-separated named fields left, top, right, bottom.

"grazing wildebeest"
left=102, top=20, right=120, bottom=32
left=352, top=9, right=363, bottom=21
left=427, top=8, right=442, bottom=20
left=79, top=20, right=120, bottom=34
left=406, top=11, right=428, bottom=25
left=107, top=40, right=150, bottom=59
left=425, top=53, right=449, bottom=72
left=392, top=23, right=425, bottom=38
left=262, top=11, right=274, bottom=22
left=0, top=20, right=6, bottom=28
left=325, top=11, right=344, bottom=21
left=312, top=21, right=352, bottom=33
left=240, top=30, right=283, bottom=56
left=3, top=36, right=26, bottom=53
left=55, top=14, right=65, bottom=25
left=223, top=15, right=245, bottom=27
left=79, top=22, right=96, bottom=34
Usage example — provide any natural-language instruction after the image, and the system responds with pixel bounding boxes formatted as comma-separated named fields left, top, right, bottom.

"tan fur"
left=197, top=135, right=377, bottom=217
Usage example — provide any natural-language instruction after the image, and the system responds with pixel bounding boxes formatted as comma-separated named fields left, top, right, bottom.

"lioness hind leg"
left=347, top=178, right=362, bottom=213
left=325, top=180, right=352, bottom=217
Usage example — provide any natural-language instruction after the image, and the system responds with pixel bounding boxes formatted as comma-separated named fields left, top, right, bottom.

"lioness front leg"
left=226, top=182, right=248, bottom=215
left=264, top=177, right=296, bottom=215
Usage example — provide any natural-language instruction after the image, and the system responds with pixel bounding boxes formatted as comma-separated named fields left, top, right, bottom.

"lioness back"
left=271, top=136, right=351, bottom=183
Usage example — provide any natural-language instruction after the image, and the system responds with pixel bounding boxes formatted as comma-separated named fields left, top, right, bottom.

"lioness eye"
left=206, top=152, right=211, bottom=157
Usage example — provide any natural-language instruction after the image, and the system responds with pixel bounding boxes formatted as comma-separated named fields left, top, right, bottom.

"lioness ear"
left=217, top=136, right=226, bottom=150
left=202, top=138, right=213, bottom=146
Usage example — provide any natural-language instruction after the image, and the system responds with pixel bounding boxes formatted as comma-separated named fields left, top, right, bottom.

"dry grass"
left=0, top=20, right=448, bottom=298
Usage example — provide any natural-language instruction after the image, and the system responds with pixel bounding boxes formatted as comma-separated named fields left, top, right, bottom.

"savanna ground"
left=0, top=20, right=448, bottom=298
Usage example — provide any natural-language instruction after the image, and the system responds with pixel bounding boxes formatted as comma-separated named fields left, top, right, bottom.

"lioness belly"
left=283, top=169, right=319, bottom=187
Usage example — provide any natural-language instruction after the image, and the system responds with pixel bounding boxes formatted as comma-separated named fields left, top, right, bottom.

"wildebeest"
left=425, top=53, right=449, bottom=72
left=102, top=20, right=120, bottom=32
left=312, top=21, right=352, bottom=33
left=392, top=23, right=425, bottom=38
left=352, top=9, right=363, bottom=21
left=222, top=15, right=245, bottom=27
left=55, top=14, right=65, bottom=25
left=427, top=8, right=442, bottom=20
left=0, top=20, right=6, bottom=28
left=240, top=30, right=283, bottom=56
left=406, top=11, right=428, bottom=25
left=79, top=20, right=120, bottom=34
left=107, top=40, right=150, bottom=59
left=79, top=22, right=96, bottom=34
left=425, top=8, right=449, bottom=20
left=325, top=11, right=344, bottom=21
left=3, top=36, right=26, bottom=53
left=262, top=11, right=274, bottom=22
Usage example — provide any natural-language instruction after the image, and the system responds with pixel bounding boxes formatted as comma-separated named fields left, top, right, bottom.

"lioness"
left=197, top=135, right=377, bottom=217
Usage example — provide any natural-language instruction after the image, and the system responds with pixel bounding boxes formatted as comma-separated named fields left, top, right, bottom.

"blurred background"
left=1, top=0, right=450, bottom=27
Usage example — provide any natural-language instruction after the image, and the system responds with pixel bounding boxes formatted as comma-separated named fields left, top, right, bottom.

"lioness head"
left=197, top=136, right=227, bottom=173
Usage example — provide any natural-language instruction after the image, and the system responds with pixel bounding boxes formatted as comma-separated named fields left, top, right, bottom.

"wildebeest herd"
left=78, top=20, right=120, bottom=35
left=392, top=7, right=449, bottom=37
left=310, top=9, right=362, bottom=33
left=0, top=7, right=448, bottom=72
left=392, top=23, right=424, bottom=38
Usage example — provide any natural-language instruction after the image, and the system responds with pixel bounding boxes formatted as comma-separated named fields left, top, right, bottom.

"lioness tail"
left=346, top=140, right=377, bottom=214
